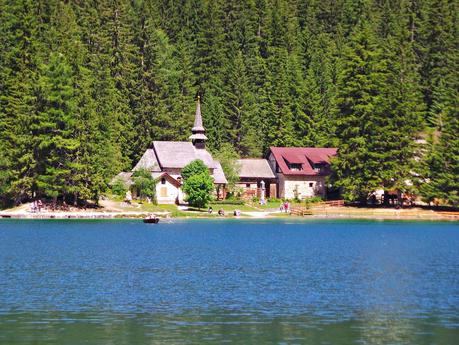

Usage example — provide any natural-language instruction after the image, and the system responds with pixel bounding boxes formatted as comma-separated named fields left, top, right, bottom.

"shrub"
left=132, top=169, right=156, bottom=202
left=111, top=178, right=128, bottom=197
left=182, top=160, right=213, bottom=208
left=182, top=173, right=214, bottom=208
left=305, top=196, right=323, bottom=204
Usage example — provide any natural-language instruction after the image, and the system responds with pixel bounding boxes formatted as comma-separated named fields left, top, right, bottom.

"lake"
left=0, top=219, right=458, bottom=344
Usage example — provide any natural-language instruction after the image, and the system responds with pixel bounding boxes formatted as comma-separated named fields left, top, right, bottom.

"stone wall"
left=279, top=175, right=326, bottom=199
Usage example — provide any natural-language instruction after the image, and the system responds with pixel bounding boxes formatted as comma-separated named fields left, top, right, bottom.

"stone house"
left=267, top=147, right=337, bottom=200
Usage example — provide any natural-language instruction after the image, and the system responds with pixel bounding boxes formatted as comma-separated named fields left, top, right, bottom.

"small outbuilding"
left=236, top=159, right=277, bottom=199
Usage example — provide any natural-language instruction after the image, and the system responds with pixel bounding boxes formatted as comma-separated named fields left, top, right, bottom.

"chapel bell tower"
left=189, top=95, right=208, bottom=149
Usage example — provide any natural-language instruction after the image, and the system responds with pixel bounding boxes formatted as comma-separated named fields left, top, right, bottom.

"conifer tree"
left=35, top=53, right=78, bottom=203
left=377, top=0, right=426, bottom=199
left=0, top=0, right=45, bottom=203
left=420, top=83, right=458, bottom=205
left=416, top=0, right=457, bottom=128
left=300, top=33, right=339, bottom=147
left=265, top=47, right=295, bottom=147
left=333, top=23, right=392, bottom=202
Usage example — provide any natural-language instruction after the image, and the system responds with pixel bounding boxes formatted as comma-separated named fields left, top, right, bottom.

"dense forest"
left=0, top=0, right=457, bottom=207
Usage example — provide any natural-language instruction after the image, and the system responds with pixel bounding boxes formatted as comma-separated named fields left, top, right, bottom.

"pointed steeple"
left=192, top=95, right=205, bottom=132
left=189, top=95, right=208, bottom=149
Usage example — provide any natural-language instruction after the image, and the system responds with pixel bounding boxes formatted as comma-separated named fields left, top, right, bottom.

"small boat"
left=143, top=215, right=159, bottom=224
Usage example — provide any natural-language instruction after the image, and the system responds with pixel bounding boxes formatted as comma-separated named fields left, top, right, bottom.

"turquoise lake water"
left=0, top=219, right=458, bottom=344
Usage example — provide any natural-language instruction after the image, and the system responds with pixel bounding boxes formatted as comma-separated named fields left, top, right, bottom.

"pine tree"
left=0, top=0, right=45, bottom=203
left=300, top=33, right=339, bottom=147
left=265, top=47, right=295, bottom=147
left=377, top=0, right=425, bottom=199
left=416, top=0, right=457, bottom=128
left=34, top=53, right=79, bottom=203
left=422, top=97, right=459, bottom=206
left=333, top=23, right=392, bottom=202
left=224, top=50, right=254, bottom=154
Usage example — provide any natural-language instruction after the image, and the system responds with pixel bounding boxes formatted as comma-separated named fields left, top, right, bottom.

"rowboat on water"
left=143, top=214, right=159, bottom=224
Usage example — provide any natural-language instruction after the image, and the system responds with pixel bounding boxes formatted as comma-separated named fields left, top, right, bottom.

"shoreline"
left=1, top=207, right=458, bottom=221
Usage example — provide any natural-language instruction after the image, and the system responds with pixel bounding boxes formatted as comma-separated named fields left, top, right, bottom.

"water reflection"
left=1, top=311, right=458, bottom=345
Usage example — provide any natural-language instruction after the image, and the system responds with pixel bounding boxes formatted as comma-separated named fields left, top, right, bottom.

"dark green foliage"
left=35, top=53, right=78, bottom=202
left=133, top=168, right=156, bottom=201
left=421, top=102, right=459, bottom=206
left=0, top=0, right=457, bottom=206
left=333, top=24, right=390, bottom=202
left=182, top=160, right=214, bottom=208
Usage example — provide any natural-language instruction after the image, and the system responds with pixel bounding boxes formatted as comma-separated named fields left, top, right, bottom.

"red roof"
left=154, top=172, right=182, bottom=188
left=269, top=147, right=337, bottom=176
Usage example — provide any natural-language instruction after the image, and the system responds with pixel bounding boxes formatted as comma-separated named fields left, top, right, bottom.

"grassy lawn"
left=245, top=200, right=283, bottom=210
left=104, top=195, right=291, bottom=217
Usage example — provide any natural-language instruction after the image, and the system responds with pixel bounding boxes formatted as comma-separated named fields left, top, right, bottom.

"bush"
left=182, top=160, right=213, bottom=208
left=111, top=178, right=128, bottom=197
left=182, top=173, right=214, bottom=208
left=304, top=196, right=323, bottom=204
left=133, top=169, right=156, bottom=202
left=304, top=196, right=323, bottom=207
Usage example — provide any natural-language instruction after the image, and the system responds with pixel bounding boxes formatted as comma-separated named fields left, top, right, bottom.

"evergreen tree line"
left=0, top=0, right=457, bottom=206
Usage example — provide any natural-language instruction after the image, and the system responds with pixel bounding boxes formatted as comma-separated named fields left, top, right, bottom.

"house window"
left=309, top=182, right=314, bottom=188
left=160, top=187, right=167, bottom=197
left=288, top=163, right=302, bottom=171
left=246, top=183, right=251, bottom=188
left=313, top=164, right=327, bottom=173
left=161, top=178, right=166, bottom=185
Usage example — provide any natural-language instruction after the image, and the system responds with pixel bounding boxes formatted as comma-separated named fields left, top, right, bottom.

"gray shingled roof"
left=195, top=148, right=217, bottom=168
left=133, top=149, right=161, bottom=172
left=153, top=141, right=216, bottom=169
left=191, top=97, right=205, bottom=132
left=237, top=159, right=276, bottom=179
left=111, top=172, right=133, bottom=186
left=213, top=160, right=228, bottom=184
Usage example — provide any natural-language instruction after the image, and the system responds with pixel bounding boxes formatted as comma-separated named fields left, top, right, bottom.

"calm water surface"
left=0, top=219, right=458, bottom=344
